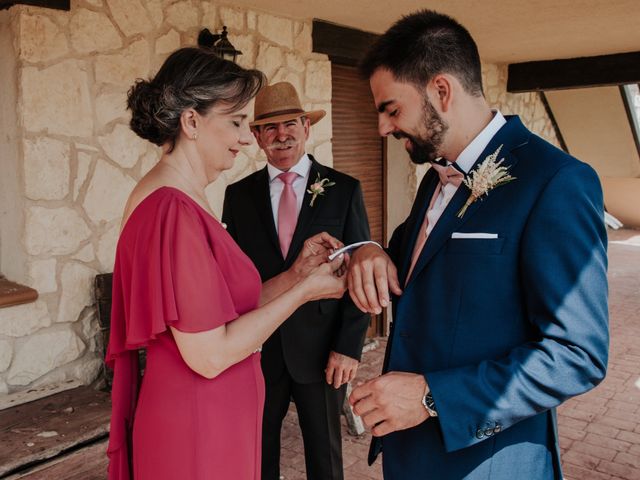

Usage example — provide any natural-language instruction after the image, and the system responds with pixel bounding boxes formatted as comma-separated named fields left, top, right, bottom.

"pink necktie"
left=405, top=182, right=441, bottom=285
left=277, top=172, right=299, bottom=257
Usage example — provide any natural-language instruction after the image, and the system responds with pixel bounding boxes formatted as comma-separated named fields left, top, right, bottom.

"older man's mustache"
left=266, top=139, right=299, bottom=150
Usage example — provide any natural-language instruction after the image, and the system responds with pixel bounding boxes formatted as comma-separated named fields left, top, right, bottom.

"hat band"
left=254, top=108, right=305, bottom=121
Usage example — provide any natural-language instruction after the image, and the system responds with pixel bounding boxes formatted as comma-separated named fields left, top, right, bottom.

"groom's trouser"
left=261, top=352, right=345, bottom=480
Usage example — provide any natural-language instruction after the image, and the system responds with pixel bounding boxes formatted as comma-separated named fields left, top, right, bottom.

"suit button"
left=484, top=428, right=494, bottom=437
left=475, top=429, right=484, bottom=439
left=494, top=424, right=502, bottom=434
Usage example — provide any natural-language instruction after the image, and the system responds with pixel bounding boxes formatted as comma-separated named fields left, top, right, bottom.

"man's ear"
left=430, top=74, right=453, bottom=113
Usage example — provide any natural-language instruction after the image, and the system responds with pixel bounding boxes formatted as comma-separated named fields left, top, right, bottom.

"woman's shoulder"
left=122, top=186, right=205, bottom=235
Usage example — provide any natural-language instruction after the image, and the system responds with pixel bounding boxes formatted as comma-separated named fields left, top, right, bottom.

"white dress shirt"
left=425, top=111, right=507, bottom=236
left=267, top=153, right=312, bottom=231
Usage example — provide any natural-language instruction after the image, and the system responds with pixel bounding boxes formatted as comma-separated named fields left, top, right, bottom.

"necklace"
left=162, top=161, right=224, bottom=226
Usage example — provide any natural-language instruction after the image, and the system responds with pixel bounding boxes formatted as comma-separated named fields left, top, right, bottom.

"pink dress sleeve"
left=105, top=192, right=239, bottom=479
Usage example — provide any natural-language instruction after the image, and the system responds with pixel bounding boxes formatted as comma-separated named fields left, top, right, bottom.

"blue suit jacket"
left=371, top=116, right=609, bottom=479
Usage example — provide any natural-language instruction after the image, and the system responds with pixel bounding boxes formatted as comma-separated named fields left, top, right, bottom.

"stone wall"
left=0, top=0, right=332, bottom=397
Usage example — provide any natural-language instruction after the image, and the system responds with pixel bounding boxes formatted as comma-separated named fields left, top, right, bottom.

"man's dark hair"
left=360, top=10, right=483, bottom=96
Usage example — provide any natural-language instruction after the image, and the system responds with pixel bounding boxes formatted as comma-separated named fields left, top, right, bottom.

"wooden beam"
left=0, top=0, right=69, bottom=11
left=312, top=19, right=378, bottom=66
left=507, top=51, right=640, bottom=92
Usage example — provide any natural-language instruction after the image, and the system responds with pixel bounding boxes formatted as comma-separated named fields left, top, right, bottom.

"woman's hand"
left=301, top=254, right=348, bottom=302
left=290, top=232, right=344, bottom=280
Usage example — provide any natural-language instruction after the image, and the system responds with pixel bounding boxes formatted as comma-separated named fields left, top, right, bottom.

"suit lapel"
left=286, top=156, right=325, bottom=264
left=250, top=167, right=281, bottom=255
left=405, top=116, right=530, bottom=287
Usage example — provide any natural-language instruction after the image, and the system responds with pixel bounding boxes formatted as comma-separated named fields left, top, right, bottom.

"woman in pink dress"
left=105, top=47, right=347, bottom=480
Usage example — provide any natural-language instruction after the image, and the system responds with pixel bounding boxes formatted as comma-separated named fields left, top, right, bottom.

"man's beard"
left=394, top=97, right=448, bottom=165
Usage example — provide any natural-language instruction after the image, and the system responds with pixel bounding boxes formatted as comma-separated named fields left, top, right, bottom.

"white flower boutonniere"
left=307, top=173, right=335, bottom=207
left=457, top=145, right=516, bottom=218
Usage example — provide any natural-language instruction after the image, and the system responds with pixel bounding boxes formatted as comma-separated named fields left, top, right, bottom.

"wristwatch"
left=422, top=387, right=438, bottom=417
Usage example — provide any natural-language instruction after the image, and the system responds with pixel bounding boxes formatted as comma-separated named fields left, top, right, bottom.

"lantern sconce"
left=197, top=26, right=242, bottom=63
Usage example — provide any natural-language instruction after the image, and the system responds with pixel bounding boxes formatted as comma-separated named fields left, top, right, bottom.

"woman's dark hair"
left=360, top=10, right=483, bottom=96
left=127, top=47, right=265, bottom=151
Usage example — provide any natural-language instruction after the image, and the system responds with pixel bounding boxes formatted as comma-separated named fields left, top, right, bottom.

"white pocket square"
left=451, top=232, right=498, bottom=239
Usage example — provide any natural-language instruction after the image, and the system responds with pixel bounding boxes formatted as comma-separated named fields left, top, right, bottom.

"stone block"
left=28, top=258, right=57, bottom=294
left=96, top=222, right=120, bottom=271
left=146, top=0, right=164, bottom=28
left=83, top=159, right=136, bottom=224
left=247, top=10, right=257, bottom=30
left=0, top=300, right=51, bottom=337
left=202, top=3, right=217, bottom=29
left=294, top=22, right=312, bottom=55
left=305, top=60, right=331, bottom=101
left=57, top=262, right=98, bottom=324
left=72, top=356, right=103, bottom=385
left=99, top=123, right=148, bottom=169
left=23, top=137, right=70, bottom=200
left=165, top=0, right=199, bottom=32
left=21, top=61, right=93, bottom=137
left=256, top=42, right=283, bottom=81
left=233, top=35, right=255, bottom=69
left=95, top=39, right=150, bottom=87
left=25, top=206, right=91, bottom=256
left=156, top=29, right=180, bottom=55
left=0, top=339, right=13, bottom=372
left=96, top=91, right=128, bottom=127
left=70, top=8, right=121, bottom=54
left=73, top=244, right=96, bottom=263
left=19, top=13, right=68, bottom=63
left=74, top=151, right=93, bottom=201
left=219, top=6, right=245, bottom=31
left=257, top=13, right=293, bottom=49
left=7, top=330, right=86, bottom=386
left=286, top=52, right=305, bottom=73
left=106, top=0, right=153, bottom=36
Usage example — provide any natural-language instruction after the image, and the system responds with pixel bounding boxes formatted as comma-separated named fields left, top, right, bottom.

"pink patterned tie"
left=277, top=172, right=299, bottom=257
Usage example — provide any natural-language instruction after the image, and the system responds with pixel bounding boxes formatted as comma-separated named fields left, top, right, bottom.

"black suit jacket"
left=222, top=156, right=371, bottom=383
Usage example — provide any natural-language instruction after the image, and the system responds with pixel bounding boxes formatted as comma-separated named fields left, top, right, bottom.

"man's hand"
left=291, top=232, right=344, bottom=279
left=349, top=372, right=429, bottom=436
left=325, top=351, right=359, bottom=388
left=347, top=244, right=402, bottom=314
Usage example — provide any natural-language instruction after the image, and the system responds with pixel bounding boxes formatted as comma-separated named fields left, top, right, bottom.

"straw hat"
left=250, top=82, right=326, bottom=127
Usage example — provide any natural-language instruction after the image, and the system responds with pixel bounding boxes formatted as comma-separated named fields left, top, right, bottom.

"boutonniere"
left=457, top=145, right=516, bottom=218
left=307, top=173, right=335, bottom=207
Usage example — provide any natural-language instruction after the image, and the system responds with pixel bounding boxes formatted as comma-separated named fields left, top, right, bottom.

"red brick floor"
left=278, top=228, right=640, bottom=480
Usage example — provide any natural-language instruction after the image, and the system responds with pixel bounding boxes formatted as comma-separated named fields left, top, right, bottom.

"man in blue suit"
left=347, top=10, right=609, bottom=480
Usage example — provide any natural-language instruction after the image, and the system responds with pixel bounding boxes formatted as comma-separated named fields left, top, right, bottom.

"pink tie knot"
left=431, top=163, right=464, bottom=188
left=278, top=171, right=298, bottom=185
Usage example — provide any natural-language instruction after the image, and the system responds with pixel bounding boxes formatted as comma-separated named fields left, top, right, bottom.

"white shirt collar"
left=451, top=111, right=506, bottom=173
left=267, top=153, right=312, bottom=182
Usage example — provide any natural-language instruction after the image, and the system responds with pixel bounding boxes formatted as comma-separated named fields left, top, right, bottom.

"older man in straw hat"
left=223, top=82, right=371, bottom=479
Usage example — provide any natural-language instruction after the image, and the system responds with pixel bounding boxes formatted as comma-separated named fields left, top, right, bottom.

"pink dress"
left=106, top=187, right=264, bottom=480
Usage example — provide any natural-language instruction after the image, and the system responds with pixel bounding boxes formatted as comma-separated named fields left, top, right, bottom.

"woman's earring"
left=192, top=132, right=198, bottom=140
